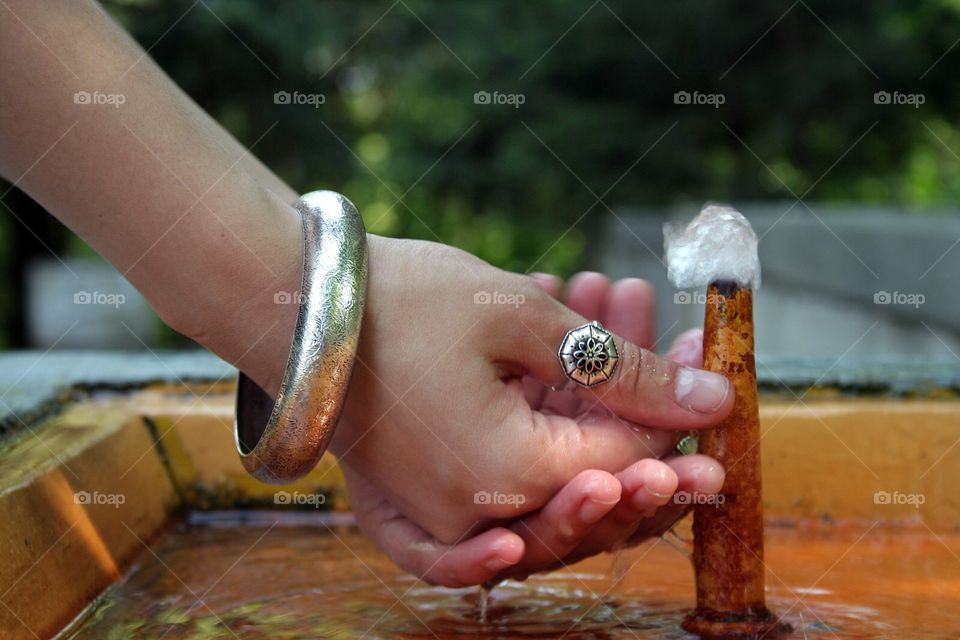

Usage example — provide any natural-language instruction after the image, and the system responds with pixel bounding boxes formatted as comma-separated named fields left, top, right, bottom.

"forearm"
left=0, top=0, right=301, bottom=393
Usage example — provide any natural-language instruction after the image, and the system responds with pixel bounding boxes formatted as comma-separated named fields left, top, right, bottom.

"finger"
left=494, top=470, right=620, bottom=581
left=377, top=517, right=525, bottom=587
left=563, top=271, right=609, bottom=320
left=666, top=328, right=703, bottom=367
left=601, top=458, right=678, bottom=527
left=529, top=272, right=563, bottom=298
left=346, top=467, right=524, bottom=588
left=526, top=411, right=683, bottom=484
left=601, top=278, right=655, bottom=349
left=520, top=459, right=677, bottom=566
left=668, top=453, right=726, bottom=494
left=560, top=454, right=723, bottom=566
left=579, top=339, right=732, bottom=427
left=628, top=453, right=725, bottom=542
left=494, top=289, right=733, bottom=428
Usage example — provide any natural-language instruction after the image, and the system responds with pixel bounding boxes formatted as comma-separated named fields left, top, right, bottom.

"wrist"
left=201, top=223, right=383, bottom=408
left=167, top=188, right=303, bottom=396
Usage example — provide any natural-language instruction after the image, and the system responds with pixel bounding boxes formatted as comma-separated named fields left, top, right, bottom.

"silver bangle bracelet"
left=234, top=190, right=367, bottom=484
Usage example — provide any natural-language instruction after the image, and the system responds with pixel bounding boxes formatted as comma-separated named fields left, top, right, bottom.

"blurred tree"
left=3, top=0, right=960, bottom=345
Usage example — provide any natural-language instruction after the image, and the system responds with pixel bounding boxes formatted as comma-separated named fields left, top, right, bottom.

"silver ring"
left=234, top=191, right=367, bottom=484
left=558, top=320, right=619, bottom=387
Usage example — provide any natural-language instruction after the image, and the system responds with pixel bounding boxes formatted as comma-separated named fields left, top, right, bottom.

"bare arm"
left=0, top=0, right=735, bottom=588
left=0, top=0, right=299, bottom=393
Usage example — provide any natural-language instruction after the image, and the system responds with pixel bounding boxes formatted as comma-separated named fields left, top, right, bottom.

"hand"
left=0, top=0, right=723, bottom=589
left=330, top=236, right=731, bottom=585
left=493, top=279, right=723, bottom=579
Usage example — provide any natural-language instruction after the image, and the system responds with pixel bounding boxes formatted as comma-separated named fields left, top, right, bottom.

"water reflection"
left=66, top=512, right=960, bottom=639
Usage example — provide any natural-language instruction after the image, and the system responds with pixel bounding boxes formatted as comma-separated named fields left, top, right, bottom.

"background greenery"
left=3, top=0, right=960, bottom=346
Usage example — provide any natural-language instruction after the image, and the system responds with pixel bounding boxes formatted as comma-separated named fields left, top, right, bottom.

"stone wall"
left=599, top=203, right=960, bottom=360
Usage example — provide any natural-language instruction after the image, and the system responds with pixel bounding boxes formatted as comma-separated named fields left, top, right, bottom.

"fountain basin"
left=0, top=352, right=957, bottom=639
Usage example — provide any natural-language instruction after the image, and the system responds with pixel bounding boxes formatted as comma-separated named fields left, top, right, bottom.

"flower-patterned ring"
left=558, top=321, right=619, bottom=387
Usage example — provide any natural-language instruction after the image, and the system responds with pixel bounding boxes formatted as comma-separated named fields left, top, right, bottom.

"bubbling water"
left=663, top=203, right=761, bottom=290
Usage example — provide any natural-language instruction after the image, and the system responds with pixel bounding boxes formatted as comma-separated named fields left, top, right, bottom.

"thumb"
left=493, top=288, right=733, bottom=429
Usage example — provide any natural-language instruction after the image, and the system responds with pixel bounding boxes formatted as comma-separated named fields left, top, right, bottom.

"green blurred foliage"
left=3, top=0, right=960, bottom=344
left=100, top=0, right=960, bottom=270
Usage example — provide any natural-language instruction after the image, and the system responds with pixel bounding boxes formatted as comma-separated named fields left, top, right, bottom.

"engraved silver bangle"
left=234, top=190, right=367, bottom=484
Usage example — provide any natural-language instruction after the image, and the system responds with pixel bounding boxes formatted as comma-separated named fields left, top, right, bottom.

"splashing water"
left=663, top=203, right=761, bottom=290
left=660, top=528, right=694, bottom=560
left=478, top=584, right=491, bottom=624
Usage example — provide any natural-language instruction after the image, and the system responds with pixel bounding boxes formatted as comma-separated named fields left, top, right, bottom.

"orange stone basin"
left=0, top=356, right=957, bottom=639
left=64, top=512, right=960, bottom=639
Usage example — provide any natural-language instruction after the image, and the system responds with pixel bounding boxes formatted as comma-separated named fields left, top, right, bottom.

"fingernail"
left=579, top=496, right=617, bottom=524
left=675, top=368, right=730, bottom=413
left=642, top=484, right=673, bottom=500
left=484, top=556, right=513, bottom=572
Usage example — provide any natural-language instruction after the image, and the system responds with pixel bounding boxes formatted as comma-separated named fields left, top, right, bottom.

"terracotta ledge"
left=1, top=353, right=959, bottom=638
left=0, top=403, right=178, bottom=640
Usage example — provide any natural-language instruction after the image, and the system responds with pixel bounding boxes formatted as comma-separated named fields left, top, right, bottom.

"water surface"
left=66, top=512, right=960, bottom=639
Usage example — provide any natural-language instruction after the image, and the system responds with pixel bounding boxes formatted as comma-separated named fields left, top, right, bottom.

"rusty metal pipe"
left=682, top=281, right=788, bottom=639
